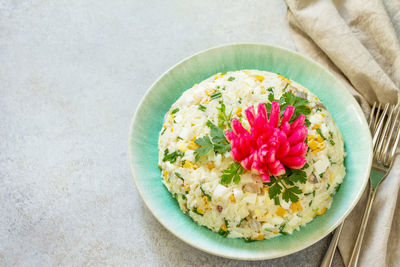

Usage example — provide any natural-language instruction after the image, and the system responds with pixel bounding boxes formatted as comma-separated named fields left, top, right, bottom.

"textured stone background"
left=0, top=0, right=344, bottom=266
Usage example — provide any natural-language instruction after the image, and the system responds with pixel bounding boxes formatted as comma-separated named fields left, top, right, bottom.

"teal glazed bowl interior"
left=129, top=44, right=372, bottom=260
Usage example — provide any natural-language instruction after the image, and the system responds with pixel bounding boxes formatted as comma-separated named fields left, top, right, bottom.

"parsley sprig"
left=194, top=121, right=231, bottom=161
left=216, top=101, right=233, bottom=130
left=266, top=168, right=307, bottom=203
left=265, top=91, right=311, bottom=123
left=220, top=162, right=244, bottom=185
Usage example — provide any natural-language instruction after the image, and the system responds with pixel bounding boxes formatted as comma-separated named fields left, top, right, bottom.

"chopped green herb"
left=283, top=83, right=290, bottom=91
left=305, top=118, right=311, bottom=127
left=238, top=97, right=242, bottom=104
left=181, top=160, right=186, bottom=167
left=302, top=163, right=309, bottom=170
left=216, top=101, right=233, bottom=130
left=162, top=149, right=184, bottom=163
left=210, top=92, right=222, bottom=100
left=218, top=229, right=229, bottom=237
left=171, top=108, right=179, bottom=114
left=334, top=183, right=341, bottom=193
left=220, top=162, right=244, bottom=185
left=316, top=128, right=326, bottom=140
left=316, top=107, right=322, bottom=112
left=329, top=131, right=334, bottom=138
left=267, top=87, right=274, bottom=93
left=279, top=223, right=289, bottom=235
left=244, top=238, right=256, bottom=243
left=319, top=172, right=324, bottom=178
left=198, top=104, right=207, bottom=112
left=304, top=192, right=312, bottom=196
left=309, top=200, right=313, bottom=207
left=238, top=218, right=245, bottom=226
left=192, top=207, right=203, bottom=216
left=312, top=190, right=316, bottom=197
left=227, top=76, right=235, bottom=81
left=161, top=128, right=167, bottom=135
left=200, top=185, right=212, bottom=201
left=327, top=183, right=331, bottom=189
left=177, top=136, right=183, bottom=141
left=175, top=172, right=184, bottom=181
left=173, top=193, right=177, bottom=199
left=224, top=218, right=229, bottom=227
left=274, top=197, right=280, bottom=205
left=330, top=139, right=335, bottom=145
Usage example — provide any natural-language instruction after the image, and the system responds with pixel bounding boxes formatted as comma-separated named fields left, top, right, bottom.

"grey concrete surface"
left=0, top=0, right=344, bottom=266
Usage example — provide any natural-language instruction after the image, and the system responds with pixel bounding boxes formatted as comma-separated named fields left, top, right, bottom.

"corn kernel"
left=326, top=196, right=331, bottom=201
left=273, top=231, right=278, bottom=235
left=321, top=113, right=325, bottom=117
left=290, top=202, right=297, bottom=213
left=158, top=164, right=162, bottom=169
left=316, top=135, right=324, bottom=143
left=260, top=86, right=266, bottom=94
left=207, top=162, right=215, bottom=170
left=170, top=127, right=173, bottom=132
left=242, top=70, right=249, bottom=75
left=312, top=124, right=320, bottom=130
left=329, top=172, right=333, bottom=183
left=221, top=223, right=227, bottom=231
left=197, top=208, right=205, bottom=214
left=163, top=170, right=168, bottom=178
left=254, top=234, right=265, bottom=241
left=275, top=205, right=286, bottom=217
left=187, top=141, right=200, bottom=150
left=229, top=194, right=236, bottom=203
left=163, top=124, right=166, bottom=128
left=317, top=207, right=327, bottom=215
left=254, top=75, right=264, bottom=82
left=183, top=161, right=193, bottom=169
left=236, top=107, right=242, bottom=117
left=308, top=140, right=319, bottom=150
left=168, top=116, right=174, bottom=124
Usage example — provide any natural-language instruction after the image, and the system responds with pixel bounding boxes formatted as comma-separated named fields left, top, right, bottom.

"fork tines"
left=369, top=102, right=400, bottom=167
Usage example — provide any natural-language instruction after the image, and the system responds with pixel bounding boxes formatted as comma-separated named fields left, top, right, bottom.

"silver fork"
left=321, top=102, right=400, bottom=267
left=347, top=103, right=400, bottom=266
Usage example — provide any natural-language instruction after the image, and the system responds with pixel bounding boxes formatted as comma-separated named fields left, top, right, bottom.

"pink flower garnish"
left=225, top=102, right=308, bottom=182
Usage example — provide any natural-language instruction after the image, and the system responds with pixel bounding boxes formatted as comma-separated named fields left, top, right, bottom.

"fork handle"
left=320, top=222, right=344, bottom=267
left=348, top=186, right=376, bottom=267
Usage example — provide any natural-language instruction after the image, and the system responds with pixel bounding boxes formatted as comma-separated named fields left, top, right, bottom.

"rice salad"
left=158, top=70, right=345, bottom=241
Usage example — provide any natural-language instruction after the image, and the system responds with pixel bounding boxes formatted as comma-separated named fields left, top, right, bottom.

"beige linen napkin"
left=284, top=0, right=400, bottom=266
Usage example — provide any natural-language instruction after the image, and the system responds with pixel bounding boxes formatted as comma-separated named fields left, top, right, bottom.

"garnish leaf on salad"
left=220, top=162, right=243, bottom=185
left=194, top=121, right=231, bottom=161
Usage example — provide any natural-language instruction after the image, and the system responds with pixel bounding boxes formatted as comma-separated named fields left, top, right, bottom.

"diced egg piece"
left=242, top=193, right=257, bottom=204
left=213, top=184, right=229, bottom=200
left=314, top=156, right=330, bottom=175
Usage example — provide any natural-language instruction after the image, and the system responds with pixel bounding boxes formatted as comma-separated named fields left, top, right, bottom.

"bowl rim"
left=128, top=43, right=372, bottom=260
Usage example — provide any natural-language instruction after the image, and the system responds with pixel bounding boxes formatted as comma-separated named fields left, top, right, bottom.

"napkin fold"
left=284, top=0, right=400, bottom=266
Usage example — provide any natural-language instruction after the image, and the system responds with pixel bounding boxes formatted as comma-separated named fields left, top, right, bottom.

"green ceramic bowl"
left=129, top=44, right=372, bottom=260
